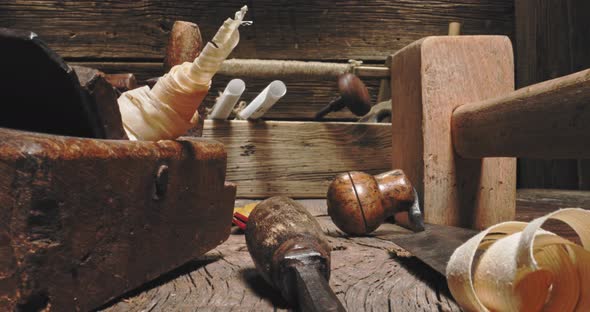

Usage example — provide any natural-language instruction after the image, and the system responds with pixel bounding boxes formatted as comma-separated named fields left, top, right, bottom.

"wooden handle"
left=164, top=21, right=203, bottom=71
left=452, top=68, right=590, bottom=158
left=245, top=197, right=332, bottom=302
left=219, top=59, right=390, bottom=79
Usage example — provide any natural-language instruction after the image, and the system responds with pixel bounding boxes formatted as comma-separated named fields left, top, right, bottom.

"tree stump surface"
left=101, top=190, right=590, bottom=311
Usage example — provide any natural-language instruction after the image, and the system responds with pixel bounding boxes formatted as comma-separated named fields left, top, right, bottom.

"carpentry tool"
left=315, top=73, right=371, bottom=120
left=143, top=20, right=204, bottom=89
left=0, top=26, right=237, bottom=311
left=220, top=59, right=389, bottom=79
left=245, top=197, right=346, bottom=312
left=326, top=169, right=476, bottom=275
left=0, top=127, right=236, bottom=311
left=327, top=169, right=423, bottom=234
left=358, top=100, right=391, bottom=123
left=0, top=28, right=104, bottom=138
left=71, top=65, right=128, bottom=139
left=390, top=35, right=590, bottom=231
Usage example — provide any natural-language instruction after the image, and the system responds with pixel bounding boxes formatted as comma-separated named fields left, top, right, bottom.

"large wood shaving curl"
left=446, top=208, right=589, bottom=312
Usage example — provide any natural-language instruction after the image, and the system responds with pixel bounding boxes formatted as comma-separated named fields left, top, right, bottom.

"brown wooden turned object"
left=245, top=196, right=345, bottom=312
left=164, top=21, right=203, bottom=72
left=315, top=73, right=371, bottom=120
left=327, top=170, right=424, bottom=235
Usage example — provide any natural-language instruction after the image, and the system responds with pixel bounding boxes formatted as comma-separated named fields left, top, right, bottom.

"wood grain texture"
left=68, top=61, right=381, bottom=120
left=100, top=190, right=590, bottom=311
left=101, top=201, right=460, bottom=312
left=452, top=68, right=590, bottom=158
left=199, top=120, right=391, bottom=198
left=0, top=128, right=235, bottom=311
left=391, top=36, right=516, bottom=230
left=0, top=0, right=513, bottom=60
left=515, top=0, right=590, bottom=189
left=516, top=189, right=590, bottom=244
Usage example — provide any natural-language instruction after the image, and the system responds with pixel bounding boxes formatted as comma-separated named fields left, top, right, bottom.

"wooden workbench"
left=100, top=189, right=589, bottom=311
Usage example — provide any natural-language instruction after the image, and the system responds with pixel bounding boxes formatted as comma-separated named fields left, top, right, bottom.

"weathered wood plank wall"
left=0, top=0, right=514, bottom=120
left=199, top=120, right=392, bottom=198
left=515, top=0, right=590, bottom=190
left=5, top=0, right=588, bottom=190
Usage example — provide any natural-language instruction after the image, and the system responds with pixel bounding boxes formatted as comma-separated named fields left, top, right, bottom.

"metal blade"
left=389, top=223, right=478, bottom=275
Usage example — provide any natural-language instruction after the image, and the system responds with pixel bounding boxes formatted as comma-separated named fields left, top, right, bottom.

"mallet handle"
left=452, top=68, right=590, bottom=159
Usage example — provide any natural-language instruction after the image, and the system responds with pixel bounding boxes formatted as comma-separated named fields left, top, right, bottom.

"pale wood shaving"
left=446, top=208, right=590, bottom=311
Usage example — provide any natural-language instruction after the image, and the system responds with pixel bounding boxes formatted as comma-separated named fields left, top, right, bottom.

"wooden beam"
left=391, top=36, right=516, bottom=230
left=200, top=120, right=391, bottom=198
left=452, top=68, right=590, bottom=158
left=0, top=0, right=514, bottom=60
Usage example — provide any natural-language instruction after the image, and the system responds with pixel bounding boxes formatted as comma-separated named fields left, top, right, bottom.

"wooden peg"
left=448, top=22, right=461, bottom=36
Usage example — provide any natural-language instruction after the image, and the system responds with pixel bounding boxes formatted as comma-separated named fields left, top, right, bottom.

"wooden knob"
left=315, top=73, right=371, bottom=119
left=327, top=170, right=415, bottom=235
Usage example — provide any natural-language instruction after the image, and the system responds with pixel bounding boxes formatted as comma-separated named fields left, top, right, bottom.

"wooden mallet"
left=390, top=35, right=590, bottom=230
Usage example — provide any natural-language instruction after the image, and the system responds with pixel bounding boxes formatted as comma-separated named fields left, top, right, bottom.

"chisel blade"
left=390, top=223, right=478, bottom=275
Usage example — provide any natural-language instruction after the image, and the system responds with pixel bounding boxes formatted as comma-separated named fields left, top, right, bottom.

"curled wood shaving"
left=118, top=6, right=248, bottom=141
left=446, top=208, right=589, bottom=312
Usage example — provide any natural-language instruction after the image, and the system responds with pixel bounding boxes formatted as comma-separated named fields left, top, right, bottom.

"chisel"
left=245, top=196, right=346, bottom=312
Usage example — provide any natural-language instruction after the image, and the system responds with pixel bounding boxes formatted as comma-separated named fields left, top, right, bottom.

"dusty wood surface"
left=515, top=0, right=590, bottom=189
left=101, top=200, right=461, bottom=312
left=0, top=0, right=514, bottom=60
left=101, top=189, right=590, bottom=311
left=391, top=36, right=516, bottom=230
left=452, top=68, right=590, bottom=158
left=0, top=128, right=235, bottom=311
left=199, top=120, right=391, bottom=198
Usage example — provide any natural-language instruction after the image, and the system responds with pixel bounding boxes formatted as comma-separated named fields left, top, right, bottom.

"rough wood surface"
left=0, top=128, right=235, bottom=311
left=452, top=68, right=590, bottom=158
left=199, top=120, right=392, bottom=198
left=0, top=0, right=514, bottom=60
left=391, top=36, right=516, bottom=230
left=515, top=0, right=590, bottom=189
left=102, top=200, right=461, bottom=312
left=101, top=190, right=590, bottom=311
left=72, top=65, right=128, bottom=139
